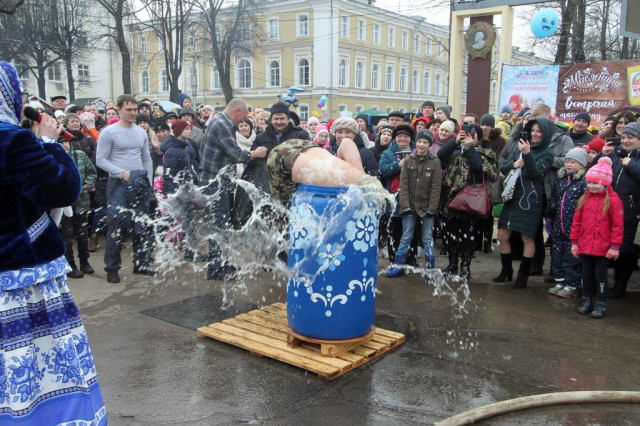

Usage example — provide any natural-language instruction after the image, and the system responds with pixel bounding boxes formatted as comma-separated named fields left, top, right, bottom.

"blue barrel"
left=287, top=184, right=379, bottom=340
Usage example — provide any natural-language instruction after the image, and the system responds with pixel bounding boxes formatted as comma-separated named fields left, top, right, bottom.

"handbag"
left=501, top=167, right=521, bottom=203
left=489, top=175, right=503, bottom=206
left=447, top=175, right=491, bottom=218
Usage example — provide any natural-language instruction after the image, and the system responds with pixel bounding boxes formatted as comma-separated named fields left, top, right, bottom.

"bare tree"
left=95, top=0, right=133, bottom=93
left=0, top=0, right=26, bottom=15
left=195, top=0, right=262, bottom=103
left=135, top=0, right=196, bottom=102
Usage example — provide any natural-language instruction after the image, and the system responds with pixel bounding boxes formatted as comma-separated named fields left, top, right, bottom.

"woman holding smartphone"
left=494, top=118, right=555, bottom=288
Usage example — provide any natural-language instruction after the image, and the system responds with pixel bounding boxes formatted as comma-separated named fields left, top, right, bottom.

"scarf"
left=236, top=130, right=256, bottom=151
left=0, top=61, right=23, bottom=125
left=444, top=145, right=499, bottom=197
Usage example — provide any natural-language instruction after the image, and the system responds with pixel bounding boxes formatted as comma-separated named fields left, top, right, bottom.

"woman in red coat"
left=570, top=157, right=624, bottom=319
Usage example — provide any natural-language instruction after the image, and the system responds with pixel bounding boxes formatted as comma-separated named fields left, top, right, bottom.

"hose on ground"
left=435, top=391, right=640, bottom=426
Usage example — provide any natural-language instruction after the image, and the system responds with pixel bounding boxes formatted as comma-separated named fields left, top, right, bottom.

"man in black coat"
left=569, top=112, right=594, bottom=146
left=327, top=116, right=378, bottom=177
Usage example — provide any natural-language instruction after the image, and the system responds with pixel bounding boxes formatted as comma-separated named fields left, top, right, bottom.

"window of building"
left=48, top=63, right=61, bottom=81
left=339, top=104, right=347, bottom=114
left=388, top=26, right=395, bottom=48
left=338, top=58, right=347, bottom=87
left=435, top=71, right=442, bottom=95
left=423, top=70, right=430, bottom=94
left=437, top=41, right=443, bottom=58
left=372, top=105, right=379, bottom=111
left=189, top=65, right=198, bottom=93
left=491, top=81, right=497, bottom=103
left=237, top=59, right=251, bottom=88
left=402, top=30, right=408, bottom=50
left=355, top=61, right=364, bottom=89
left=187, top=29, right=196, bottom=50
left=268, top=18, right=279, bottom=40
left=385, top=65, right=394, bottom=91
left=426, top=36, right=432, bottom=56
left=215, top=26, right=221, bottom=42
left=412, top=69, right=419, bottom=93
left=211, top=66, right=220, bottom=89
left=238, top=22, right=251, bottom=42
left=492, top=49, right=498, bottom=70
left=139, top=35, right=147, bottom=54
left=160, top=68, right=169, bottom=92
left=399, top=67, right=407, bottom=92
left=371, top=63, right=380, bottom=90
left=297, top=14, right=309, bottom=37
left=386, top=106, right=392, bottom=113
left=268, top=59, right=280, bottom=87
left=373, top=23, right=381, bottom=45
left=413, top=33, right=420, bottom=53
left=341, top=16, right=349, bottom=38
left=298, top=104, right=309, bottom=121
left=140, top=71, right=149, bottom=92
left=297, top=58, right=310, bottom=85
left=444, top=73, right=449, bottom=96
left=399, top=107, right=406, bottom=113
left=355, top=105, right=363, bottom=113
left=78, top=64, right=90, bottom=83
left=357, top=19, right=366, bottom=42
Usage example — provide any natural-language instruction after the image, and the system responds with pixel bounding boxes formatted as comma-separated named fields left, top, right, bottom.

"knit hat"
left=136, top=114, right=150, bottom=124
left=178, top=108, right=197, bottom=119
left=378, top=126, right=393, bottom=137
left=436, top=105, right=452, bottom=118
left=501, top=105, right=513, bottom=115
left=307, top=117, right=320, bottom=126
left=565, top=147, right=589, bottom=167
left=622, top=122, right=640, bottom=140
left=587, top=138, right=605, bottom=154
left=517, top=108, right=530, bottom=118
left=355, top=113, right=368, bottom=123
left=154, top=122, right=170, bottom=132
left=270, top=102, right=290, bottom=116
left=388, top=111, right=404, bottom=119
left=138, top=102, right=151, bottom=112
left=28, top=101, right=44, bottom=110
left=54, top=110, right=65, bottom=118
left=439, top=120, right=455, bottom=135
left=415, top=129, right=433, bottom=145
left=330, top=116, right=359, bottom=135
left=479, top=113, right=495, bottom=128
left=574, top=112, right=591, bottom=125
left=393, top=124, right=415, bottom=140
left=586, top=157, right=613, bottom=186
left=172, top=119, right=189, bottom=137
left=178, top=93, right=190, bottom=106
left=421, top=100, right=435, bottom=109
left=315, top=124, right=329, bottom=136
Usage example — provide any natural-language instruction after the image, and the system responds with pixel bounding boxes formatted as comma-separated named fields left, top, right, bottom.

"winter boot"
left=79, top=259, right=94, bottom=274
left=577, top=297, right=592, bottom=314
left=459, top=250, right=473, bottom=280
left=512, top=256, right=533, bottom=289
left=387, top=254, right=406, bottom=278
left=609, top=282, right=627, bottom=299
left=493, top=253, right=513, bottom=283
left=591, top=300, right=607, bottom=319
left=441, top=249, right=459, bottom=276
left=67, top=261, right=84, bottom=279
left=88, top=234, right=99, bottom=252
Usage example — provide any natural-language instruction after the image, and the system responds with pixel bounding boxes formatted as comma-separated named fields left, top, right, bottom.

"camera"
left=606, top=137, right=621, bottom=146
left=461, top=121, right=472, bottom=134
left=520, top=131, right=529, bottom=141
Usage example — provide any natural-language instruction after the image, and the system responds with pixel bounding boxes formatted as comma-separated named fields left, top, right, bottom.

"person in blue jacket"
left=161, top=119, right=199, bottom=195
left=0, top=61, right=106, bottom=425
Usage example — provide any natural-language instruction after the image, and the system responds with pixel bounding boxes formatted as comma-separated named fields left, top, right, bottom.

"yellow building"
left=132, top=0, right=452, bottom=120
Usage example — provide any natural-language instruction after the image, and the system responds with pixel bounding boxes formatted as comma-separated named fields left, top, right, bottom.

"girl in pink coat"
left=570, top=157, right=624, bottom=319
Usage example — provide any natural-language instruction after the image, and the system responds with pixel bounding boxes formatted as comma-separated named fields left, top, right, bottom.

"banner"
left=556, top=60, right=640, bottom=127
left=498, top=64, right=559, bottom=116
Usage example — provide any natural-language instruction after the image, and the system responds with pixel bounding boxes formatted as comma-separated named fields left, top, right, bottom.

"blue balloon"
left=320, top=96, right=328, bottom=103
left=531, top=9, right=559, bottom=38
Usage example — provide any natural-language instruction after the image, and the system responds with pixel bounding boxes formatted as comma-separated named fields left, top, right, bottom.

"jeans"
left=580, top=254, right=608, bottom=301
left=91, top=206, right=107, bottom=235
left=396, top=214, right=434, bottom=261
left=203, top=178, right=234, bottom=273
left=104, top=177, right=152, bottom=272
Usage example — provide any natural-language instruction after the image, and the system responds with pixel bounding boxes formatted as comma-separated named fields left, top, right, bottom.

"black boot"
left=493, top=253, right=513, bottom=282
left=79, top=259, right=94, bottom=274
left=577, top=297, right=592, bottom=314
left=513, top=256, right=533, bottom=289
left=67, top=261, right=84, bottom=279
left=591, top=300, right=607, bottom=319
left=441, top=249, right=459, bottom=275
left=459, top=250, right=472, bottom=280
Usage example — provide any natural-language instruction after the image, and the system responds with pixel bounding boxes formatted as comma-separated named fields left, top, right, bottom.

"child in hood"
left=570, top=157, right=624, bottom=319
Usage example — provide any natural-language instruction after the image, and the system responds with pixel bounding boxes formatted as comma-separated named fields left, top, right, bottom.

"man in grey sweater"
left=96, top=94, right=154, bottom=283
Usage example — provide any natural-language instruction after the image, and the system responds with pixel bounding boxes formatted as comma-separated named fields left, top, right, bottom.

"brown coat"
left=399, top=151, right=442, bottom=216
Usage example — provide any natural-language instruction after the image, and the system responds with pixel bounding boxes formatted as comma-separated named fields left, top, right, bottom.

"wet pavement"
left=70, top=244, right=640, bottom=425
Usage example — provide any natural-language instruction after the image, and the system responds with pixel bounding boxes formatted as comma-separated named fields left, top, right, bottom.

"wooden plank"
left=271, top=302, right=287, bottom=310
left=262, top=305, right=287, bottom=317
left=236, top=313, right=289, bottom=333
left=361, top=340, right=387, bottom=351
left=208, top=323, right=352, bottom=370
left=375, top=327, right=405, bottom=340
left=197, top=325, right=340, bottom=377
left=222, top=318, right=288, bottom=341
left=351, top=346, right=377, bottom=357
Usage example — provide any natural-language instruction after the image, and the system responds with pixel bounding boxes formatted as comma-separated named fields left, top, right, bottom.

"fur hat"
left=172, top=119, right=189, bottom=137
left=439, top=120, right=455, bottom=135
left=479, top=113, right=495, bottom=128
left=392, top=124, right=415, bottom=140
left=565, top=147, right=589, bottom=167
left=415, top=129, right=434, bottom=144
left=270, top=102, right=290, bottom=116
left=574, top=112, right=591, bottom=125
left=586, top=157, right=613, bottom=186
left=136, top=114, right=150, bottom=124
left=330, top=116, right=359, bottom=135
left=388, top=111, right=404, bottom=119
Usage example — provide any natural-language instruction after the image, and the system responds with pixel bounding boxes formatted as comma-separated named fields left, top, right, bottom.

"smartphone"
left=395, top=150, right=410, bottom=161
left=606, top=137, right=621, bottom=146
left=520, top=131, right=529, bottom=141
left=461, top=121, right=472, bottom=134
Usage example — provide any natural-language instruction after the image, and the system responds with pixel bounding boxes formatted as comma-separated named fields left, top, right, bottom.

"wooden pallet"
left=196, top=302, right=405, bottom=380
